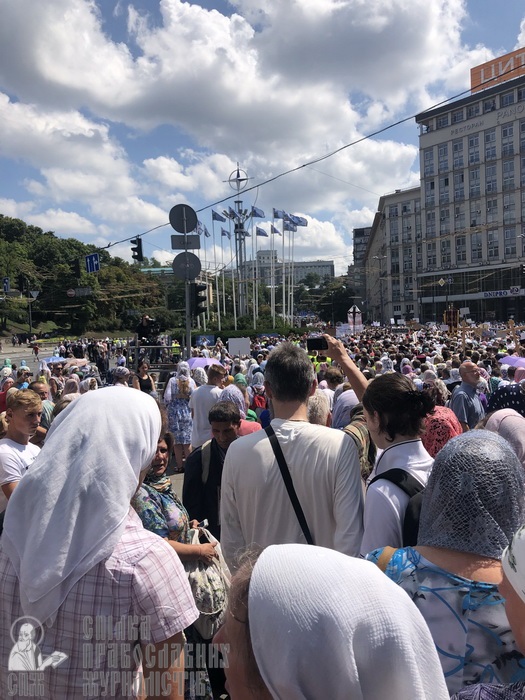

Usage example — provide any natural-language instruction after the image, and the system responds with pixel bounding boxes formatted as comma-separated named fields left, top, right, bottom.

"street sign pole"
left=169, top=204, right=199, bottom=360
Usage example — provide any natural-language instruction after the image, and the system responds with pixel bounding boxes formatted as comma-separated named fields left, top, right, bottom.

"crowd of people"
left=0, top=323, right=524, bottom=698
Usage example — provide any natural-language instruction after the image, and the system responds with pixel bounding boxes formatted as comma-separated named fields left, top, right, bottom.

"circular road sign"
left=169, top=204, right=198, bottom=234
left=67, top=288, right=76, bottom=297
left=171, top=252, right=202, bottom=281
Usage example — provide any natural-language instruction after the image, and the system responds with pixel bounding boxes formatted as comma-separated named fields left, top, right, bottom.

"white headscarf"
left=2, top=387, right=161, bottom=625
left=249, top=544, right=449, bottom=700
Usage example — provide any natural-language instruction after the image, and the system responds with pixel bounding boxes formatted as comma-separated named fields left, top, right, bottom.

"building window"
left=391, top=250, right=400, bottom=274
left=452, top=139, right=464, bottom=169
left=438, top=143, right=449, bottom=172
left=485, top=128, right=496, bottom=160
left=441, top=239, right=451, bottom=265
left=456, top=235, right=467, bottom=263
left=454, top=205, right=465, bottom=230
left=485, top=163, right=497, bottom=193
left=505, top=226, right=517, bottom=256
left=468, top=134, right=480, bottom=164
left=426, top=210, right=436, bottom=237
left=471, top=232, right=483, bottom=261
left=427, top=241, right=437, bottom=267
left=424, top=148, right=434, bottom=176
left=414, top=199, right=421, bottom=213
left=452, top=109, right=464, bottom=124
left=437, top=114, right=449, bottom=129
left=393, top=305, right=401, bottom=313
left=389, top=204, right=399, bottom=218
left=392, top=280, right=401, bottom=301
left=486, top=198, right=498, bottom=224
left=501, top=91, right=515, bottom=107
left=425, top=179, right=435, bottom=206
left=469, top=167, right=480, bottom=197
left=518, top=88, right=525, bottom=102
left=467, top=104, right=480, bottom=118
left=440, top=208, right=450, bottom=234
left=401, top=201, right=412, bottom=214
left=484, top=98, right=496, bottom=113
left=521, top=121, right=525, bottom=151
left=487, top=230, right=499, bottom=259
left=503, top=159, right=515, bottom=190
left=504, top=193, right=516, bottom=224
left=470, top=200, right=482, bottom=227
left=439, top=176, right=449, bottom=203
left=502, top=123, right=514, bottom=157
left=452, top=172, right=463, bottom=201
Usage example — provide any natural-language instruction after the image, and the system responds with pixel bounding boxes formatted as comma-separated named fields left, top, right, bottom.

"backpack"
left=368, top=469, right=424, bottom=546
left=250, top=392, right=266, bottom=417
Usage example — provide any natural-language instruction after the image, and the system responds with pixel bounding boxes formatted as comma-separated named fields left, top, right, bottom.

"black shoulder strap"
left=264, top=425, right=314, bottom=545
left=368, top=468, right=424, bottom=498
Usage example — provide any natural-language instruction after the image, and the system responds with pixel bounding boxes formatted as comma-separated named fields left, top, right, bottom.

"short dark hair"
left=264, top=343, right=314, bottom=403
left=363, top=373, right=434, bottom=442
left=209, top=401, right=241, bottom=425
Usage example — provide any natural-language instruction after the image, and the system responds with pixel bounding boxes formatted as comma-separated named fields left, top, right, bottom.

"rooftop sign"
left=471, top=47, right=525, bottom=93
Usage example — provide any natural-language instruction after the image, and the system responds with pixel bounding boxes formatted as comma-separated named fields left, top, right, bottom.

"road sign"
left=171, top=252, right=201, bottom=281
left=348, top=304, right=361, bottom=313
left=30, top=290, right=39, bottom=299
left=85, top=253, right=100, bottom=273
left=67, top=288, right=76, bottom=298
left=169, top=204, right=198, bottom=234
left=171, top=234, right=200, bottom=250
left=2, top=277, right=9, bottom=293
left=438, top=278, right=446, bottom=287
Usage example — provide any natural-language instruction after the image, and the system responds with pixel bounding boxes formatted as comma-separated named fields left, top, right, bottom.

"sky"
left=0, top=0, right=525, bottom=276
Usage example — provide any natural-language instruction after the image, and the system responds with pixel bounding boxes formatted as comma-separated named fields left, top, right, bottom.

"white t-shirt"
left=0, top=439, right=40, bottom=513
left=188, top=384, right=223, bottom=448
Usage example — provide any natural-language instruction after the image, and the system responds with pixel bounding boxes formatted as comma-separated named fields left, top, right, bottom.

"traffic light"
left=522, top=263, right=525, bottom=276
left=17, top=274, right=25, bottom=293
left=131, top=237, right=144, bottom=262
left=72, top=259, right=82, bottom=277
left=190, top=282, right=207, bottom=316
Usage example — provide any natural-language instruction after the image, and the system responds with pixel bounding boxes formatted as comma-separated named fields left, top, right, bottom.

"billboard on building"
left=471, top=47, right=525, bottom=93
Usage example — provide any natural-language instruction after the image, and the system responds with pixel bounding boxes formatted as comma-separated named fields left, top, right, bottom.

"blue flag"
left=221, top=228, right=231, bottom=240
left=229, top=206, right=238, bottom=220
left=204, top=225, right=211, bottom=238
left=284, top=221, right=297, bottom=232
left=271, top=224, right=281, bottom=235
left=273, top=208, right=285, bottom=219
left=197, top=221, right=204, bottom=235
left=289, top=214, right=308, bottom=227
left=252, top=206, right=265, bottom=218
left=256, top=227, right=269, bottom=237
left=212, top=210, right=226, bottom=222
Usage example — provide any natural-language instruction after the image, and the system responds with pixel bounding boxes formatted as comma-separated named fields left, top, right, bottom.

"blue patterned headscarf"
left=219, top=385, right=246, bottom=419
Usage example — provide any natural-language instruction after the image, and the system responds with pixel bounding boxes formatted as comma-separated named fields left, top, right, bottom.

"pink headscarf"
left=514, top=367, right=525, bottom=383
left=485, top=409, right=525, bottom=469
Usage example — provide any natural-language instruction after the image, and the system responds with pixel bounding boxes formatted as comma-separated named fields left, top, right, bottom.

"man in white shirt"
left=0, top=389, right=42, bottom=513
left=221, top=343, right=364, bottom=570
left=189, top=363, right=227, bottom=448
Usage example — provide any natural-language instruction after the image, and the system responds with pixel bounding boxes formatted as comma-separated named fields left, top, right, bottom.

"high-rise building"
left=366, top=49, right=525, bottom=324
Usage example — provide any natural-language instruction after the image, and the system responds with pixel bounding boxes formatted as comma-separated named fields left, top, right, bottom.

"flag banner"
left=229, top=206, right=238, bottom=219
left=212, top=210, right=226, bottom=222
left=244, top=230, right=251, bottom=237
left=256, top=227, right=269, bottom=237
left=271, top=224, right=281, bottom=235
left=290, top=214, right=308, bottom=227
left=273, top=208, right=285, bottom=219
left=204, top=225, right=211, bottom=238
left=221, top=228, right=231, bottom=239
left=252, top=206, right=265, bottom=218
left=284, top=221, right=297, bottom=232
left=197, top=221, right=205, bottom=235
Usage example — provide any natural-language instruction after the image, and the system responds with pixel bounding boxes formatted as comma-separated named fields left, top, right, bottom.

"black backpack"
left=368, top=468, right=424, bottom=546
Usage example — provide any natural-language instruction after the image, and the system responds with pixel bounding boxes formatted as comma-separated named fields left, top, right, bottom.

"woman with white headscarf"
left=214, top=543, right=449, bottom=700
left=367, top=431, right=525, bottom=695
left=164, top=361, right=196, bottom=472
left=0, top=388, right=198, bottom=699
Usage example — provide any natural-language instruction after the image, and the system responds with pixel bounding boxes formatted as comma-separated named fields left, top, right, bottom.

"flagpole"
left=289, top=227, right=295, bottom=327
left=271, top=216, right=276, bottom=328
left=252, top=217, right=256, bottom=330
left=281, top=219, right=286, bottom=324
left=221, top=233, right=226, bottom=317
left=230, top=233, right=237, bottom=330
left=212, top=222, right=221, bottom=332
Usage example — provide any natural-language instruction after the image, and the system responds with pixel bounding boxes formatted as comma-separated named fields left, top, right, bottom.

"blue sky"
left=0, top=0, right=524, bottom=274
